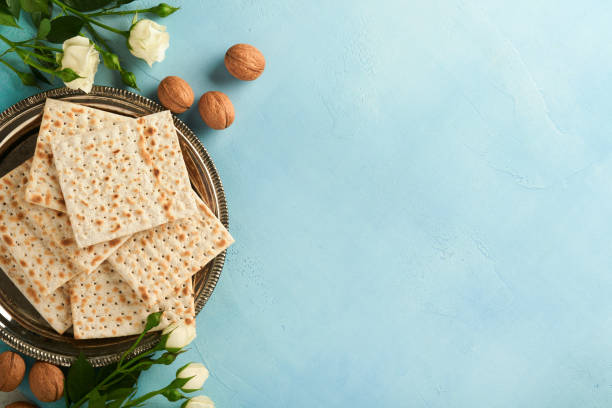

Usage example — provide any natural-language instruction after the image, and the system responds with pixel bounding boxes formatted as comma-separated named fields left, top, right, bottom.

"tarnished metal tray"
left=0, top=86, right=228, bottom=366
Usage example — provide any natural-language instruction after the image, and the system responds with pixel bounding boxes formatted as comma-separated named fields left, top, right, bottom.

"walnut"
left=6, top=402, right=38, bottom=408
left=157, top=76, right=194, bottom=113
left=28, top=362, right=64, bottom=402
left=198, top=91, right=235, bottom=130
left=0, top=351, right=25, bottom=392
left=224, top=44, right=265, bottom=81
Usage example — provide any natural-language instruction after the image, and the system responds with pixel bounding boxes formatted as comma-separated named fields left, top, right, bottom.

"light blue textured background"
left=2, top=0, right=612, bottom=406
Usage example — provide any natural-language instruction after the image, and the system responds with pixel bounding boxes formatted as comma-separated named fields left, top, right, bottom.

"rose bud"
left=176, top=363, right=209, bottom=392
left=162, top=320, right=196, bottom=351
left=181, top=396, right=215, bottom=408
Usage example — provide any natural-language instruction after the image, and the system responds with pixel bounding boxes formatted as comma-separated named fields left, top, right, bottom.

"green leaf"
left=30, top=11, right=41, bottom=26
left=115, top=0, right=136, bottom=6
left=88, top=389, right=106, bottom=408
left=132, top=357, right=155, bottom=371
left=29, top=65, right=51, bottom=84
left=29, top=0, right=49, bottom=27
left=106, top=399, right=127, bottom=408
left=19, top=0, right=48, bottom=13
left=145, top=312, right=162, bottom=331
left=56, top=67, right=81, bottom=82
left=107, top=387, right=135, bottom=401
left=6, top=0, right=20, bottom=18
left=37, top=17, right=50, bottom=39
left=0, top=4, right=19, bottom=27
left=66, top=353, right=96, bottom=403
left=167, top=377, right=191, bottom=390
left=105, top=389, right=136, bottom=408
left=99, top=49, right=120, bottom=71
left=63, top=0, right=113, bottom=11
left=120, top=70, right=137, bottom=90
left=33, top=40, right=56, bottom=69
left=47, top=16, right=83, bottom=43
left=155, top=351, right=182, bottom=365
left=16, top=70, right=37, bottom=86
left=150, top=3, right=179, bottom=17
left=112, top=370, right=141, bottom=389
left=94, top=363, right=117, bottom=384
left=162, top=389, right=184, bottom=402
left=106, top=400, right=125, bottom=408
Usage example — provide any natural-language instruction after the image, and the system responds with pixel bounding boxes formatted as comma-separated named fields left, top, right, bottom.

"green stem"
left=50, top=0, right=129, bottom=37
left=72, top=314, right=164, bottom=407
left=72, top=349, right=157, bottom=407
left=83, top=22, right=112, bottom=52
left=0, top=47, right=15, bottom=58
left=0, top=36, right=57, bottom=63
left=17, top=42, right=62, bottom=52
left=87, top=8, right=151, bottom=17
left=118, top=331, right=150, bottom=368
left=20, top=49, right=55, bottom=63
left=97, top=371, right=135, bottom=390
left=123, top=388, right=166, bottom=407
left=96, top=369, right=124, bottom=389
left=15, top=51, right=53, bottom=73
left=71, top=368, right=125, bottom=408
left=0, top=58, right=20, bottom=74
left=120, top=349, right=157, bottom=371
left=120, top=359, right=155, bottom=373
left=0, top=33, right=15, bottom=47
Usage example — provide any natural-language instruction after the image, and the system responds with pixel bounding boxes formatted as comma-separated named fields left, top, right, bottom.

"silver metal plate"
left=0, top=86, right=229, bottom=367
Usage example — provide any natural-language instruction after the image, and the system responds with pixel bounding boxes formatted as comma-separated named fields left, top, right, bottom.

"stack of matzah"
left=0, top=98, right=233, bottom=339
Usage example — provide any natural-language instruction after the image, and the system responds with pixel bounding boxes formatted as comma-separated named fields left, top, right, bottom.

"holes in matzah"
left=0, top=240, right=71, bottom=333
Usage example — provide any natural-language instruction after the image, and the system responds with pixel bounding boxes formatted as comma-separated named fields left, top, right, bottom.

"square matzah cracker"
left=27, top=204, right=129, bottom=274
left=51, top=110, right=196, bottom=248
left=3, top=159, right=126, bottom=276
left=0, top=160, right=82, bottom=297
left=25, top=98, right=131, bottom=212
left=107, top=193, right=233, bottom=306
left=0, top=243, right=71, bottom=334
left=70, top=262, right=195, bottom=339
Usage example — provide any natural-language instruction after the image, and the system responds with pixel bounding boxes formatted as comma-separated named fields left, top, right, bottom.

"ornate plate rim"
left=0, top=86, right=229, bottom=366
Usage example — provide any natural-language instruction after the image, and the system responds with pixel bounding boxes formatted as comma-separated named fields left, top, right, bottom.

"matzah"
left=27, top=204, right=129, bottom=274
left=70, top=262, right=195, bottom=339
left=0, top=160, right=82, bottom=297
left=107, top=193, right=233, bottom=306
left=25, top=99, right=131, bottom=212
left=0, top=243, right=71, bottom=334
left=2, top=159, right=125, bottom=276
left=50, top=108, right=196, bottom=248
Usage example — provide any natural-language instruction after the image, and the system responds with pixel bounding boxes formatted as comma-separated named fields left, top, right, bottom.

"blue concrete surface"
left=3, top=0, right=612, bottom=406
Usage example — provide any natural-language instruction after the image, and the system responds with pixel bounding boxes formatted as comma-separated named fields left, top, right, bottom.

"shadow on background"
left=208, top=59, right=239, bottom=88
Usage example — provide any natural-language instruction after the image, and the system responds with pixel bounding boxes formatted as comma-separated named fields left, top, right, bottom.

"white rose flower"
left=177, top=363, right=209, bottom=392
left=60, top=36, right=99, bottom=93
left=162, top=320, right=196, bottom=351
left=128, top=19, right=170, bottom=66
left=182, top=396, right=215, bottom=408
